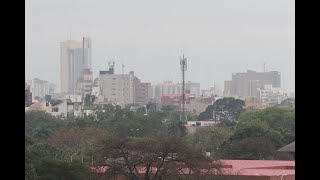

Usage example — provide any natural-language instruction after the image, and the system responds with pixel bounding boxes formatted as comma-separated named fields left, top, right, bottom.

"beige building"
left=99, top=65, right=135, bottom=107
left=76, top=68, right=93, bottom=96
left=60, top=37, right=91, bottom=94
left=225, top=70, right=281, bottom=99
left=245, top=98, right=269, bottom=110
left=185, top=96, right=214, bottom=115
left=99, top=64, right=152, bottom=107
left=27, top=78, right=50, bottom=100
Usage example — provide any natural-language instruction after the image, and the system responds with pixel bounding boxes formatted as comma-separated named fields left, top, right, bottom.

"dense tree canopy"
left=198, top=97, right=245, bottom=122
left=25, top=102, right=295, bottom=179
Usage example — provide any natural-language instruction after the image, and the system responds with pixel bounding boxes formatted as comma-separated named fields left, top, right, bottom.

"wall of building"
left=28, top=78, right=50, bottom=100
left=227, top=70, right=281, bottom=99
left=60, top=38, right=91, bottom=94
left=99, top=73, right=134, bottom=107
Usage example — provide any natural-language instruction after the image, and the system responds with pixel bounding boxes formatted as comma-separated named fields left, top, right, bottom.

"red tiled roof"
left=91, top=160, right=295, bottom=177
left=220, top=160, right=295, bottom=176
left=29, top=101, right=44, bottom=109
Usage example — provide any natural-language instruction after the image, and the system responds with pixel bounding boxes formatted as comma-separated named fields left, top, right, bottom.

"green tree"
left=36, top=157, right=89, bottom=180
left=239, top=106, right=295, bottom=145
left=280, top=98, right=295, bottom=108
left=231, top=120, right=270, bottom=141
left=198, top=97, right=245, bottom=122
left=221, top=137, right=276, bottom=160
left=146, top=101, right=157, bottom=112
left=95, top=136, right=220, bottom=180
left=136, top=106, right=147, bottom=115
left=84, top=94, right=96, bottom=108
left=161, top=105, right=178, bottom=113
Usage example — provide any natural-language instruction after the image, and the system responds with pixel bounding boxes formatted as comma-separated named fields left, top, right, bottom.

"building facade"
left=134, top=76, right=152, bottom=104
left=60, top=37, right=91, bottom=94
left=76, top=68, right=93, bottom=96
left=99, top=65, right=134, bottom=107
left=99, top=64, right=152, bottom=107
left=27, top=78, right=50, bottom=100
left=225, top=70, right=281, bottom=99
left=257, top=85, right=287, bottom=106
left=152, top=81, right=200, bottom=100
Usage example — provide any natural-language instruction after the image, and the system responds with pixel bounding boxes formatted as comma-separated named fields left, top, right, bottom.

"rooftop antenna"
left=180, top=52, right=187, bottom=123
left=264, top=57, right=267, bottom=72
left=69, top=24, right=72, bottom=40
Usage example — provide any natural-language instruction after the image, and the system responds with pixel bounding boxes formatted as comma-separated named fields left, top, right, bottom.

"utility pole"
left=180, top=54, right=187, bottom=123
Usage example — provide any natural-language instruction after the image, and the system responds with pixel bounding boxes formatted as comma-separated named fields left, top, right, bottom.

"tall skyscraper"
left=60, top=37, right=91, bottom=94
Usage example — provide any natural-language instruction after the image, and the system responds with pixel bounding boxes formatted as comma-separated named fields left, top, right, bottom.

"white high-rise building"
left=60, top=37, right=91, bottom=94
left=27, top=78, right=50, bottom=100
left=99, top=65, right=134, bottom=107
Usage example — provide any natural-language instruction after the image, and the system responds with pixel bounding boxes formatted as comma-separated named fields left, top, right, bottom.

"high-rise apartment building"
left=99, top=64, right=152, bottom=107
left=99, top=64, right=134, bottom=107
left=76, top=68, right=93, bottom=96
left=60, top=37, right=91, bottom=94
left=27, top=78, right=50, bottom=100
left=225, top=70, right=281, bottom=99
left=133, top=76, right=152, bottom=104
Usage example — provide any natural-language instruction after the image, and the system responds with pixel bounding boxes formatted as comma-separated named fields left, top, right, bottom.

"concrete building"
left=134, top=76, right=152, bottom=104
left=223, top=81, right=232, bottom=96
left=99, top=64, right=152, bottom=107
left=76, top=68, right=93, bottom=96
left=25, top=85, right=32, bottom=107
left=99, top=64, right=134, bottom=107
left=201, top=87, right=215, bottom=97
left=27, top=78, right=50, bottom=100
left=257, top=85, right=287, bottom=106
left=60, top=37, right=91, bottom=94
left=160, top=93, right=195, bottom=107
left=49, top=95, right=83, bottom=118
left=186, top=82, right=200, bottom=97
left=152, top=81, right=200, bottom=99
left=245, top=98, right=269, bottom=110
left=91, top=86, right=100, bottom=97
left=186, top=96, right=215, bottom=115
left=225, top=70, right=281, bottom=99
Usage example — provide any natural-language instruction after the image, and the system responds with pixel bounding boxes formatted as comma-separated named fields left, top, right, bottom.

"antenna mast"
left=180, top=54, right=187, bottom=123
left=264, top=62, right=266, bottom=72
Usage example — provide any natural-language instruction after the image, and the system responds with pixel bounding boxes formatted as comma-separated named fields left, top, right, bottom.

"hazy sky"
left=26, top=0, right=294, bottom=93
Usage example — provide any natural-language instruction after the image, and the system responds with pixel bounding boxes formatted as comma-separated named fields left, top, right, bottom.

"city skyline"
left=26, top=0, right=294, bottom=93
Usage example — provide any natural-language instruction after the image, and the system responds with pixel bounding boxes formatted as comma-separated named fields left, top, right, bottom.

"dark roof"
left=277, top=142, right=295, bottom=152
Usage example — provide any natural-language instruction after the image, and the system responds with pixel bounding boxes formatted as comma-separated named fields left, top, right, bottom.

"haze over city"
left=25, top=0, right=294, bottom=93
